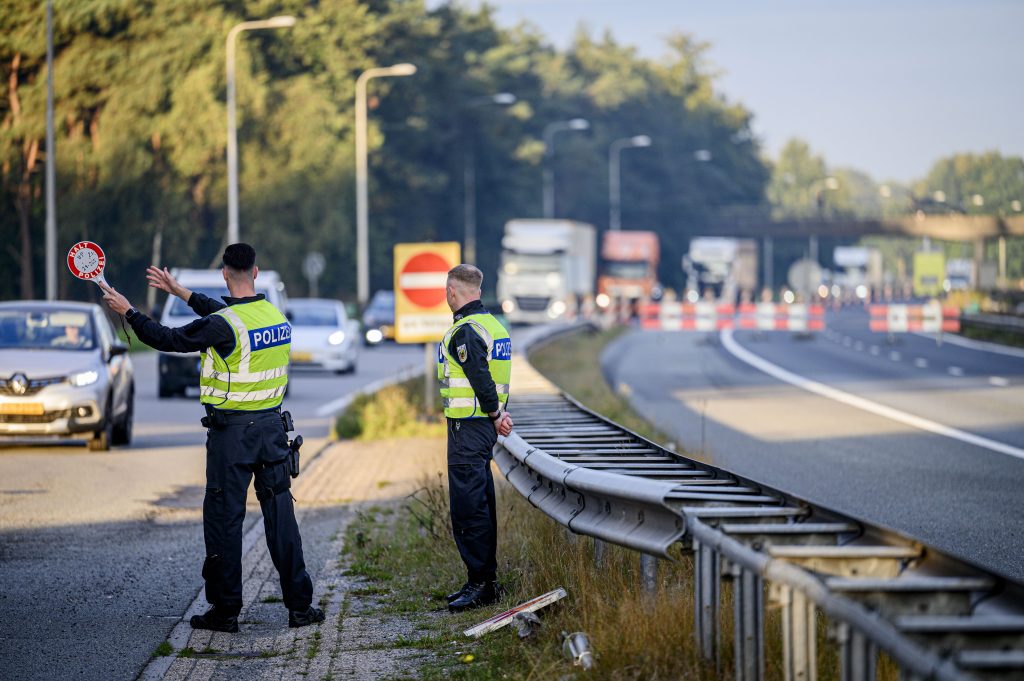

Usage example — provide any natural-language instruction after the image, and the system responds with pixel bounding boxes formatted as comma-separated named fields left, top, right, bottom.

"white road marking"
left=720, top=328, right=1024, bottom=462
left=842, top=337, right=852, bottom=347
left=914, top=358, right=929, bottom=368
left=854, top=341, right=864, bottom=351
left=889, top=351, right=902, bottom=361
left=948, top=367, right=964, bottom=377
left=315, top=365, right=425, bottom=417
left=989, top=376, right=1010, bottom=387
left=869, top=346, right=880, bottom=356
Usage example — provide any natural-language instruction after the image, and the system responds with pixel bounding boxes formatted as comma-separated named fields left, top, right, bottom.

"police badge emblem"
left=457, top=344, right=468, bottom=363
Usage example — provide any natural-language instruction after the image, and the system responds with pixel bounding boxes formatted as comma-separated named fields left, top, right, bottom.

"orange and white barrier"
left=869, top=304, right=960, bottom=333
left=737, top=303, right=825, bottom=332
left=639, top=302, right=735, bottom=331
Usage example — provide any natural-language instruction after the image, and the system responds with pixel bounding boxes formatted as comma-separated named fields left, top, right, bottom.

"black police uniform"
left=127, top=293, right=314, bottom=623
left=445, top=300, right=502, bottom=592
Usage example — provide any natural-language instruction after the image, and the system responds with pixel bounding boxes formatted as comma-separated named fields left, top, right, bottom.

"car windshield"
left=167, top=287, right=270, bottom=317
left=290, top=304, right=340, bottom=327
left=604, top=261, right=649, bottom=280
left=0, top=308, right=96, bottom=351
left=365, top=291, right=395, bottom=316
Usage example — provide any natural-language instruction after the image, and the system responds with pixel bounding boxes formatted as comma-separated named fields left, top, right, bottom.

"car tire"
left=89, top=415, right=113, bottom=451
left=112, top=386, right=134, bottom=446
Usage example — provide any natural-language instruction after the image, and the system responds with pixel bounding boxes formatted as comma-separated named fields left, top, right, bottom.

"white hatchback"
left=288, top=298, right=359, bottom=374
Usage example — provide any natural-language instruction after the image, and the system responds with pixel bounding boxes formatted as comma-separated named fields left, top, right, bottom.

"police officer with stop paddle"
left=438, top=264, right=514, bottom=612
left=100, top=243, right=324, bottom=632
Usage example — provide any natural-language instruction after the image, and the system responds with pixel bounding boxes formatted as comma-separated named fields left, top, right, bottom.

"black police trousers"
left=447, top=417, right=498, bottom=584
left=202, top=409, right=312, bottom=616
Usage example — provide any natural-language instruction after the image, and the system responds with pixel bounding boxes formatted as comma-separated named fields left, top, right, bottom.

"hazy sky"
left=429, top=0, right=1024, bottom=183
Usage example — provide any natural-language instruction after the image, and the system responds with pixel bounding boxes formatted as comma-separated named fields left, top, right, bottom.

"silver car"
left=0, top=301, right=135, bottom=450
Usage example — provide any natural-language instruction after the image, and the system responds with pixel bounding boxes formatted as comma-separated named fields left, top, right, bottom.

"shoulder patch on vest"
left=457, top=344, right=468, bottom=363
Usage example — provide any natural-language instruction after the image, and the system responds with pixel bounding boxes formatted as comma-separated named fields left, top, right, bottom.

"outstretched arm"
left=147, top=266, right=225, bottom=315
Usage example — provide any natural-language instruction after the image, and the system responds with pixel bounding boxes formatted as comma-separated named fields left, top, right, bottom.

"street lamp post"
left=45, top=0, right=56, bottom=300
left=542, top=118, right=589, bottom=218
left=225, top=15, right=296, bottom=246
left=355, top=63, right=417, bottom=306
left=810, top=176, right=839, bottom=264
left=608, top=135, right=652, bottom=231
left=464, top=93, right=516, bottom=264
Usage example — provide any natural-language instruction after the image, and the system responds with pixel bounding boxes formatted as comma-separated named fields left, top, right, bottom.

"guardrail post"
left=781, top=586, right=817, bottom=681
left=694, top=540, right=721, bottom=663
left=640, top=552, right=658, bottom=592
left=838, top=623, right=876, bottom=681
left=733, top=566, right=764, bottom=681
left=594, top=538, right=606, bottom=568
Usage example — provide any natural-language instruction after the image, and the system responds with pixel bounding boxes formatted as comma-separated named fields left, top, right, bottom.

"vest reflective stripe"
left=437, top=312, right=511, bottom=419
left=200, top=299, right=291, bottom=411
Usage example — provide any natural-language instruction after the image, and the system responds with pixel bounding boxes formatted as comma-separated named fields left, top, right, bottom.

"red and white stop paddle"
left=67, top=241, right=108, bottom=287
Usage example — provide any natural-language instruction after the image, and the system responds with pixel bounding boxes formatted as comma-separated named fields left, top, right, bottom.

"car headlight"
left=69, top=370, right=99, bottom=387
left=501, top=299, right=515, bottom=314
left=550, top=300, right=567, bottom=316
left=595, top=293, right=611, bottom=309
left=365, top=329, right=383, bottom=344
left=328, top=331, right=346, bottom=346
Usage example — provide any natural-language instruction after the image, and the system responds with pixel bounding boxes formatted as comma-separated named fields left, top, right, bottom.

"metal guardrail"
left=495, top=326, right=1024, bottom=681
left=961, top=313, right=1024, bottom=336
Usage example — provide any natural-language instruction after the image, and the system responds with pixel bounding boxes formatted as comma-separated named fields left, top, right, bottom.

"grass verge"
left=528, top=326, right=667, bottom=442
left=335, top=375, right=445, bottom=440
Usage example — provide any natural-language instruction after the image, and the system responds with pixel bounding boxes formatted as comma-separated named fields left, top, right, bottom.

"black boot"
left=446, top=582, right=471, bottom=603
left=190, top=606, right=239, bottom=633
left=448, top=582, right=500, bottom=613
left=289, top=606, right=326, bottom=628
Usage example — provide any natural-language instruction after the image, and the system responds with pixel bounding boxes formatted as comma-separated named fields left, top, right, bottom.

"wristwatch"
left=488, top=410, right=503, bottom=421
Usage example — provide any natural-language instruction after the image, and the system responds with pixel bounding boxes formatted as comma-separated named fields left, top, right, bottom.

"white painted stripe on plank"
left=398, top=272, right=448, bottom=289
left=720, top=328, right=1024, bottom=463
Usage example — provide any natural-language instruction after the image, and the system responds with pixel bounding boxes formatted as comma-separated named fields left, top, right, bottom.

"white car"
left=288, top=298, right=359, bottom=374
left=0, top=301, right=135, bottom=450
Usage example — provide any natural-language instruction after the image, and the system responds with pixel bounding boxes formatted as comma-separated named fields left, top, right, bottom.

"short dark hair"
left=447, top=264, right=483, bottom=290
left=222, top=243, right=256, bottom=272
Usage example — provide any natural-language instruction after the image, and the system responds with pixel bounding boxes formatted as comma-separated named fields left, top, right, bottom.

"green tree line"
left=1, top=0, right=768, bottom=305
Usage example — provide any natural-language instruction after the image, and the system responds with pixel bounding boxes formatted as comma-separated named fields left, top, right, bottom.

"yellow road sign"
left=913, top=251, right=945, bottom=297
left=393, top=242, right=461, bottom=344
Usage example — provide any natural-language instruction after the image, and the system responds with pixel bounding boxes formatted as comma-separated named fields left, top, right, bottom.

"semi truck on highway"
left=683, top=237, right=757, bottom=303
left=497, top=219, right=596, bottom=324
left=597, top=230, right=660, bottom=303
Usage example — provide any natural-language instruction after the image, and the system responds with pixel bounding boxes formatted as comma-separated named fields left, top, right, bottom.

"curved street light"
left=542, top=118, right=590, bottom=218
left=225, top=15, right=297, bottom=245
left=608, top=135, right=652, bottom=231
left=464, top=93, right=517, bottom=263
left=354, top=63, right=417, bottom=305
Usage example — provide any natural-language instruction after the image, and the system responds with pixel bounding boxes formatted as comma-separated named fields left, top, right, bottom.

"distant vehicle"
left=157, top=269, right=289, bottom=398
left=497, top=219, right=596, bottom=324
left=0, top=301, right=134, bottom=451
left=362, top=290, right=395, bottom=346
left=833, top=246, right=883, bottom=301
left=684, top=237, right=757, bottom=303
left=597, top=230, right=660, bottom=306
left=945, top=258, right=973, bottom=292
left=288, top=298, right=359, bottom=374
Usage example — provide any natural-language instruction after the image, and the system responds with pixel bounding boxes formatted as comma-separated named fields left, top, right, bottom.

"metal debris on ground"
left=463, top=587, right=568, bottom=638
left=561, top=630, right=595, bottom=671
left=513, top=611, right=542, bottom=639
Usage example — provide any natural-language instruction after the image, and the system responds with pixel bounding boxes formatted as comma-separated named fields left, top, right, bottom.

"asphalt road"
left=0, top=342, right=422, bottom=681
left=603, top=307, right=1024, bottom=583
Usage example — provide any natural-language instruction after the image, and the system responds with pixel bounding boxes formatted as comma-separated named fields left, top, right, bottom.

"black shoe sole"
left=189, top=616, right=239, bottom=633
left=448, top=595, right=500, bottom=613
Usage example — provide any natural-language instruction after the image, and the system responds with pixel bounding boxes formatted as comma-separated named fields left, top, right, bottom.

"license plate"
left=0, top=402, right=45, bottom=416
left=292, top=351, right=313, bottom=362
left=185, top=386, right=201, bottom=398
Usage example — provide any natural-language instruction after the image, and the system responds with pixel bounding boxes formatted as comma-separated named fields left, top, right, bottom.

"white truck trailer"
left=497, top=219, right=596, bottom=324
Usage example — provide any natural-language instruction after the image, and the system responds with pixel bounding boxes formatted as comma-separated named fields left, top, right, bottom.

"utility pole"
left=45, top=0, right=57, bottom=300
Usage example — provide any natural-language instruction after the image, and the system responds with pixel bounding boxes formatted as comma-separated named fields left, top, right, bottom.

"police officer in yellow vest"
left=100, top=244, right=324, bottom=632
left=438, top=264, right=514, bottom=612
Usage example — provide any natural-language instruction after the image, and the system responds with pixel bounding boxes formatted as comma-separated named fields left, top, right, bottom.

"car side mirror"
left=285, top=309, right=294, bottom=322
left=109, top=343, right=129, bottom=359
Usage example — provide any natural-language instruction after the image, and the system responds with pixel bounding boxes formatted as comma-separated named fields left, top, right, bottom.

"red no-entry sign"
left=393, top=242, right=461, bottom=344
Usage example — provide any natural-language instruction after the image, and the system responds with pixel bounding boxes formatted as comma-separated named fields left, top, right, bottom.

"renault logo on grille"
left=10, top=373, right=28, bottom=395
